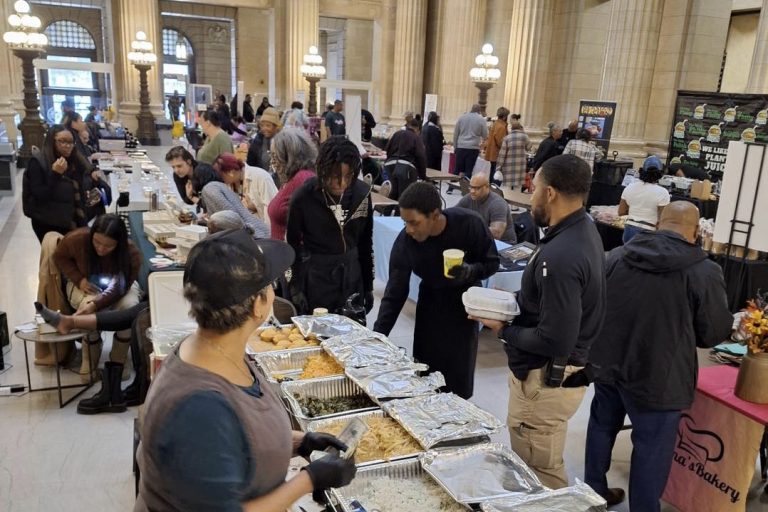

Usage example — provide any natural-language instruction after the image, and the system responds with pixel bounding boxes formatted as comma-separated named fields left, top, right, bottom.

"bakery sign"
left=663, top=395, right=763, bottom=512
left=667, top=90, right=768, bottom=176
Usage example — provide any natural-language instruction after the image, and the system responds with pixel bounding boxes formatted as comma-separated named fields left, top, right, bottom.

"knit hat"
left=643, top=155, right=663, bottom=172
left=260, top=107, right=282, bottom=128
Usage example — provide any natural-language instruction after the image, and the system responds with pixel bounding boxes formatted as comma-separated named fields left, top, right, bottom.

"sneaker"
left=602, top=488, right=626, bottom=507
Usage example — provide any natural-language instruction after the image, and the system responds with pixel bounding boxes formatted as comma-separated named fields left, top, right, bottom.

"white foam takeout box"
left=462, top=287, right=520, bottom=322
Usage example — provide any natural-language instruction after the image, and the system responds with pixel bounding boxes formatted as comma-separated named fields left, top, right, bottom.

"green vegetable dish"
left=295, top=394, right=376, bottom=418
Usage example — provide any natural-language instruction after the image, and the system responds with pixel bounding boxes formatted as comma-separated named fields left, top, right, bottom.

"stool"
left=14, top=329, right=95, bottom=408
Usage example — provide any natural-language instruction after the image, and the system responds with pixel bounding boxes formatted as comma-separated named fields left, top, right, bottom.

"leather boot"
left=80, top=336, right=102, bottom=383
left=109, top=334, right=132, bottom=381
left=77, top=362, right=127, bottom=415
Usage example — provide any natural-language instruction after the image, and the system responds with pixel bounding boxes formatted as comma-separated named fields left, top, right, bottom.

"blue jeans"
left=584, top=383, right=681, bottom=512
left=622, top=224, right=649, bottom=244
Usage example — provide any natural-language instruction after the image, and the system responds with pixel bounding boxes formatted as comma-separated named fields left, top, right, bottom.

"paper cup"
left=443, top=249, right=465, bottom=278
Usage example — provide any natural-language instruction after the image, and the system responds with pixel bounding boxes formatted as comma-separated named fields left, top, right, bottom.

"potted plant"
left=734, top=291, right=768, bottom=403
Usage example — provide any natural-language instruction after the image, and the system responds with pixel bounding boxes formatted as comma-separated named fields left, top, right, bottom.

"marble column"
left=429, top=0, right=486, bottom=135
left=598, top=0, right=664, bottom=152
left=113, top=0, right=164, bottom=131
left=747, top=0, right=768, bottom=93
left=285, top=0, right=319, bottom=106
left=389, top=0, right=427, bottom=120
left=503, top=0, right=555, bottom=135
left=0, top=0, right=23, bottom=145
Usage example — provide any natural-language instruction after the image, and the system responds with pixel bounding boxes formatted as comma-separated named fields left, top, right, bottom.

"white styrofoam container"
left=142, top=211, right=175, bottom=225
left=462, top=287, right=520, bottom=321
left=148, top=271, right=189, bottom=326
left=144, top=223, right=177, bottom=241
left=175, top=224, right=208, bottom=241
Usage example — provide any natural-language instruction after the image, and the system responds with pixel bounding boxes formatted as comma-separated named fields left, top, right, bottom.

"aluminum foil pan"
left=421, top=443, right=544, bottom=504
left=305, top=409, right=423, bottom=467
left=252, top=347, right=326, bottom=384
left=281, top=376, right=379, bottom=431
left=322, top=332, right=409, bottom=368
left=480, top=479, right=607, bottom=512
left=331, top=458, right=470, bottom=512
left=346, top=363, right=445, bottom=402
left=382, top=393, right=504, bottom=449
left=291, top=314, right=368, bottom=338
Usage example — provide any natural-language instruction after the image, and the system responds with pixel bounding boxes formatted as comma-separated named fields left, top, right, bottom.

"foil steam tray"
left=479, top=479, right=607, bottom=512
left=322, top=331, right=409, bottom=368
left=345, top=363, right=445, bottom=403
left=291, top=314, right=369, bottom=338
left=252, top=347, right=329, bottom=385
left=281, top=375, right=379, bottom=431
left=420, top=443, right=544, bottom=504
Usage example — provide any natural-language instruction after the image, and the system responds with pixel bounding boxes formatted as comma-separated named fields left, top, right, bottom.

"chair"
left=379, top=180, right=392, bottom=198
left=374, top=180, right=395, bottom=216
left=363, top=173, right=373, bottom=186
left=490, top=183, right=505, bottom=198
left=272, top=296, right=297, bottom=325
left=459, top=176, right=470, bottom=196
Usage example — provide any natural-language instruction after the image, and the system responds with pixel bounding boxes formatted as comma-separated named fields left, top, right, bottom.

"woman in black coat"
left=22, top=125, right=96, bottom=242
left=420, top=111, right=446, bottom=171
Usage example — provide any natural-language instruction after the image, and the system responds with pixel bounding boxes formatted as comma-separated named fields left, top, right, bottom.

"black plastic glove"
left=297, top=432, right=348, bottom=458
left=303, top=453, right=357, bottom=490
left=364, top=290, right=374, bottom=314
left=447, top=263, right=477, bottom=283
left=562, top=366, right=597, bottom=388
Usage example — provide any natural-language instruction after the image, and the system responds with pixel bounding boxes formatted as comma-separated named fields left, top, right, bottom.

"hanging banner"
left=578, top=99, right=617, bottom=152
left=668, top=90, right=768, bottom=176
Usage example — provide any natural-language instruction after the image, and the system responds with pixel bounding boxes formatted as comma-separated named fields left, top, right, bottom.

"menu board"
left=668, top=90, right=768, bottom=175
left=578, top=100, right=617, bottom=152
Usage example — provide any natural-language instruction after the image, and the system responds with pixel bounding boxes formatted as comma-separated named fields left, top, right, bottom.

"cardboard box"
left=175, top=224, right=208, bottom=241
left=142, top=211, right=175, bottom=225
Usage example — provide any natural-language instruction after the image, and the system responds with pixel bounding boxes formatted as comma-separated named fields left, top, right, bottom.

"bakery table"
left=663, top=365, right=768, bottom=512
left=373, top=217, right=523, bottom=303
left=127, top=211, right=183, bottom=291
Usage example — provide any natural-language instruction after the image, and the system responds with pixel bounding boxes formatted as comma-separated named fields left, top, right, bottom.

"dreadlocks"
left=316, top=136, right=362, bottom=192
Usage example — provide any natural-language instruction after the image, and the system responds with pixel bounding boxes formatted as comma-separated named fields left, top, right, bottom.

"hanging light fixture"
left=175, top=37, right=187, bottom=62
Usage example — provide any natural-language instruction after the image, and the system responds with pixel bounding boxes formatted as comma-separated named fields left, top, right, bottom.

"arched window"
left=41, top=20, right=99, bottom=124
left=162, top=28, right=195, bottom=120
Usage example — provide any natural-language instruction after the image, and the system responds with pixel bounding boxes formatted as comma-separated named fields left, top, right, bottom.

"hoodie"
left=588, top=230, right=733, bottom=410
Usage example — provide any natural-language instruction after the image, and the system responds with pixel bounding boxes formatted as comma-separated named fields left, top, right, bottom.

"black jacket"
left=22, top=149, right=92, bottom=230
left=243, top=101, right=255, bottom=123
left=421, top=123, right=445, bottom=170
left=246, top=133, right=270, bottom=170
left=501, top=209, right=606, bottom=379
left=386, top=129, right=427, bottom=180
left=286, top=178, right=374, bottom=312
left=531, top=136, right=563, bottom=171
left=588, top=230, right=733, bottom=410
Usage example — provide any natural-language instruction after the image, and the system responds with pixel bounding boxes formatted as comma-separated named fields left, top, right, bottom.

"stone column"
left=747, top=0, right=768, bottom=93
left=598, top=0, right=664, bottom=154
left=427, top=0, right=486, bottom=136
left=285, top=0, right=319, bottom=105
left=0, top=0, right=23, bottom=145
left=389, top=0, right=427, bottom=120
left=113, top=0, right=164, bottom=131
left=503, top=0, right=555, bottom=136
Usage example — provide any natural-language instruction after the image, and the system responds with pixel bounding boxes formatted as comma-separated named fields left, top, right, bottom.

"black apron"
left=413, top=282, right=479, bottom=399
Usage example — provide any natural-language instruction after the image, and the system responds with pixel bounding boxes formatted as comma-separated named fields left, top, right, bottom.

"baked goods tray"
left=420, top=443, right=544, bottom=505
left=252, top=347, right=332, bottom=385
left=281, top=376, right=379, bottom=431
left=382, top=393, right=504, bottom=449
left=305, top=409, right=422, bottom=468
left=330, top=457, right=471, bottom=512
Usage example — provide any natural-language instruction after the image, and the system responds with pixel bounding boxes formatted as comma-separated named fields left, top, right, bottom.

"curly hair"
left=271, top=128, right=317, bottom=184
left=316, top=136, right=361, bottom=190
left=184, top=284, right=267, bottom=333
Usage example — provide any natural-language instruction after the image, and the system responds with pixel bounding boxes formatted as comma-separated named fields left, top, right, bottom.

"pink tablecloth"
left=696, top=365, right=768, bottom=426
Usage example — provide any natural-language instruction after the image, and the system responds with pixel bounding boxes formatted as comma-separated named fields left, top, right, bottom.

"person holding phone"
left=53, top=214, right=142, bottom=383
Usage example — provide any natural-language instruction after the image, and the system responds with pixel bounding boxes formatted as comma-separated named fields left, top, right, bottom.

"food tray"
left=291, top=314, right=369, bottom=338
left=479, top=479, right=607, bottom=512
left=252, top=347, right=330, bottom=385
left=306, top=409, right=423, bottom=467
left=331, top=458, right=470, bottom=512
left=420, top=443, right=544, bottom=504
left=382, top=393, right=504, bottom=449
left=321, top=332, right=409, bottom=368
left=281, top=376, right=379, bottom=431
left=246, top=324, right=320, bottom=354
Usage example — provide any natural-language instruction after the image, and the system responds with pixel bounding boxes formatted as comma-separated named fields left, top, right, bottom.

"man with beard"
left=471, top=154, right=606, bottom=489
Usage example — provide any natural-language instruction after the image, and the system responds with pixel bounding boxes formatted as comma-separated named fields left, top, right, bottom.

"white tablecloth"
left=373, top=217, right=524, bottom=302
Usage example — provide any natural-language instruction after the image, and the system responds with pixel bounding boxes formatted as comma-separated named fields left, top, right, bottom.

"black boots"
left=77, top=362, right=127, bottom=415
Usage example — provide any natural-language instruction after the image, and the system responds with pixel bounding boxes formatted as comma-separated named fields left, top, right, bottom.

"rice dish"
left=350, top=475, right=465, bottom=511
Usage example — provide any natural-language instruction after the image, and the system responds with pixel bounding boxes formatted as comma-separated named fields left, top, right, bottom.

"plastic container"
left=462, top=287, right=519, bottom=321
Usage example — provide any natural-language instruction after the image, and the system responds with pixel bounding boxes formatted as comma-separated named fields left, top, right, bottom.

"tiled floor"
left=2, top=158, right=768, bottom=511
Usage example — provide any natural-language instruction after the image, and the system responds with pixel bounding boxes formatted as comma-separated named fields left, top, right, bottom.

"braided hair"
left=316, top=136, right=362, bottom=192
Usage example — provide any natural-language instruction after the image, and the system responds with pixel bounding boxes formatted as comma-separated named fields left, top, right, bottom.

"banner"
left=668, top=91, right=768, bottom=176
left=578, top=100, right=617, bottom=152
left=662, top=394, right=763, bottom=512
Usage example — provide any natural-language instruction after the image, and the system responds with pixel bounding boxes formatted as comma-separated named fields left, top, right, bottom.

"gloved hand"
left=448, top=263, right=477, bottom=283
left=290, top=286, right=309, bottom=315
left=364, top=290, right=375, bottom=314
left=297, top=432, right=348, bottom=458
left=562, top=369, right=592, bottom=388
left=303, top=453, right=357, bottom=490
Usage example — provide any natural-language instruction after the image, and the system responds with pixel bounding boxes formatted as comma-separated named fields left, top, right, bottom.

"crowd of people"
left=21, top=95, right=737, bottom=512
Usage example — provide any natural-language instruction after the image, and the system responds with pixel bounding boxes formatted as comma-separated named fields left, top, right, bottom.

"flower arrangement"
left=739, top=292, right=768, bottom=354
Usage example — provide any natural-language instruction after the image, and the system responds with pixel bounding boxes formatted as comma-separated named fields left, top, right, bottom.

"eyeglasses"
left=55, top=139, right=74, bottom=146
left=469, top=184, right=488, bottom=191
